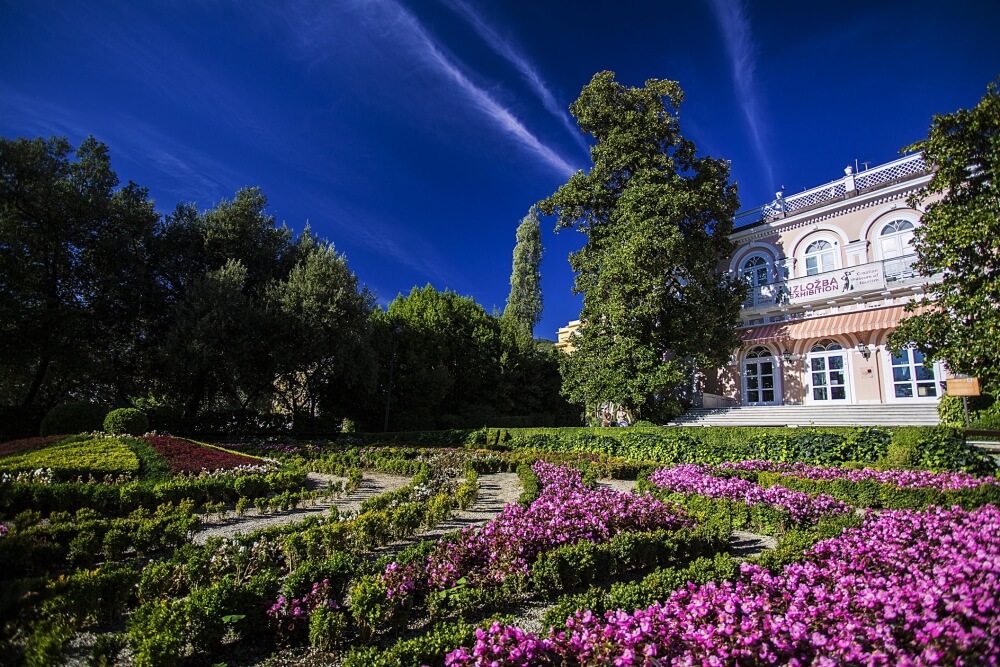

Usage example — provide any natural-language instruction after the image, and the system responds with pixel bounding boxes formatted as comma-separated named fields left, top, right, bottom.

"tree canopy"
left=888, top=78, right=1000, bottom=399
left=539, top=71, right=744, bottom=421
left=0, top=134, right=582, bottom=436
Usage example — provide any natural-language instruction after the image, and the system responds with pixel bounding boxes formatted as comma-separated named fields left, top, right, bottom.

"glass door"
left=808, top=340, right=849, bottom=402
left=743, top=346, right=778, bottom=405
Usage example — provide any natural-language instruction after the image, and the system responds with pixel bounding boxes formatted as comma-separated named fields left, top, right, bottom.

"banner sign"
left=782, top=264, right=887, bottom=306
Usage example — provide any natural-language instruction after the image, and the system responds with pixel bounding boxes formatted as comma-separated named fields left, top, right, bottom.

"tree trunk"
left=21, top=353, right=51, bottom=410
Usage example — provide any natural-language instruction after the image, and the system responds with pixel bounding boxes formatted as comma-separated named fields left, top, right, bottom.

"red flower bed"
left=0, top=435, right=69, bottom=459
left=144, top=435, right=263, bottom=474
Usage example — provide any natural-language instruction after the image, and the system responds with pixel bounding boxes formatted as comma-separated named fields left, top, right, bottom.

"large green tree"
left=268, top=232, right=376, bottom=427
left=889, top=79, right=1000, bottom=398
left=0, top=136, right=160, bottom=412
left=377, top=285, right=501, bottom=430
left=503, top=205, right=543, bottom=338
left=539, top=72, right=744, bottom=420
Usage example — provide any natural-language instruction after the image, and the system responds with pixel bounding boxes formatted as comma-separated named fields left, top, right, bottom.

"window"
left=740, top=253, right=772, bottom=309
left=891, top=347, right=937, bottom=399
left=741, top=255, right=770, bottom=287
left=804, top=240, right=836, bottom=275
left=878, top=219, right=916, bottom=259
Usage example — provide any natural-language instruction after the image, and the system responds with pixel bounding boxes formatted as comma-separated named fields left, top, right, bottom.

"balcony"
left=741, top=254, right=934, bottom=311
left=734, top=153, right=931, bottom=231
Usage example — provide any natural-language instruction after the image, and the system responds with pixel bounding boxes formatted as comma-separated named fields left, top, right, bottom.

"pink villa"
left=557, top=152, right=947, bottom=412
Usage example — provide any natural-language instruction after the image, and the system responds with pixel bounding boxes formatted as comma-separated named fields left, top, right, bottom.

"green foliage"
left=887, top=79, right=1000, bottom=400
left=503, top=205, right=544, bottom=337
left=24, top=617, right=74, bottom=667
left=39, top=401, right=109, bottom=436
left=268, top=235, right=375, bottom=428
left=539, top=71, right=744, bottom=418
left=0, top=435, right=139, bottom=480
left=906, top=425, right=996, bottom=474
left=541, top=552, right=740, bottom=631
left=341, top=618, right=492, bottom=667
left=349, top=574, right=400, bottom=640
left=379, top=286, right=502, bottom=430
left=102, top=407, right=149, bottom=435
left=0, top=136, right=161, bottom=413
left=284, top=553, right=356, bottom=601
left=309, top=606, right=348, bottom=651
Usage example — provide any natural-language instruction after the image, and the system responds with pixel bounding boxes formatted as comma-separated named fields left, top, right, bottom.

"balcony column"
left=845, top=239, right=869, bottom=267
left=844, top=166, right=857, bottom=196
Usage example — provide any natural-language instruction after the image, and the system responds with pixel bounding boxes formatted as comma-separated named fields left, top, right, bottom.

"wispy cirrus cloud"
left=440, top=0, right=589, bottom=157
left=361, top=0, right=578, bottom=179
left=707, top=0, right=774, bottom=190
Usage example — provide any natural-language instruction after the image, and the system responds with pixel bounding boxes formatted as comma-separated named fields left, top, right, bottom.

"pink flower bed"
left=718, top=459, right=998, bottom=491
left=648, top=464, right=851, bottom=523
left=445, top=504, right=1000, bottom=666
left=144, top=435, right=262, bottom=474
left=383, top=461, right=689, bottom=598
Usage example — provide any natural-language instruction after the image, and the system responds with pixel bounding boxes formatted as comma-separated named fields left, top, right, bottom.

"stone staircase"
left=671, top=404, right=940, bottom=427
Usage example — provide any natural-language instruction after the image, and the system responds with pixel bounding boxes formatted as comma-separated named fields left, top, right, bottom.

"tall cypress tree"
left=503, top=205, right=543, bottom=338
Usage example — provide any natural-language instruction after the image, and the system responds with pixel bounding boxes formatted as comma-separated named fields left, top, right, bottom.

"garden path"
left=192, top=471, right=412, bottom=545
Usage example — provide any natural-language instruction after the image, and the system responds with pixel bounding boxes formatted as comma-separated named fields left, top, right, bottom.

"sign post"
left=946, top=377, right=981, bottom=427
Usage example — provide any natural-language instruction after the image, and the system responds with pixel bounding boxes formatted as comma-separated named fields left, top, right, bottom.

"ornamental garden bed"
left=0, top=427, right=997, bottom=666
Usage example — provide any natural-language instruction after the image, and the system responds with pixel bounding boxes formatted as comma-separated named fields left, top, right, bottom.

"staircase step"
left=671, top=404, right=939, bottom=427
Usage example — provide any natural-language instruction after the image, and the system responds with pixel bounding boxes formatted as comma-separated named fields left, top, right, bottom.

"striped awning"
left=740, top=305, right=925, bottom=345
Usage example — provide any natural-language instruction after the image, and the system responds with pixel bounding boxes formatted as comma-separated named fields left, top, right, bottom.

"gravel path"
left=193, top=471, right=412, bottom=544
left=381, top=472, right=523, bottom=548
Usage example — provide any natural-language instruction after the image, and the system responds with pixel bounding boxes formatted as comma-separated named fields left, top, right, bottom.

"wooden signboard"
left=946, top=377, right=981, bottom=396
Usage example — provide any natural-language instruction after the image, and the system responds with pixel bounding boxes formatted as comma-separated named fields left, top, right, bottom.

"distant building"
left=554, top=319, right=582, bottom=354
left=558, top=152, right=947, bottom=408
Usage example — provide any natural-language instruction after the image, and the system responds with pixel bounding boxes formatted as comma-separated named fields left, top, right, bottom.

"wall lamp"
left=856, top=341, right=872, bottom=360
left=781, top=349, right=795, bottom=363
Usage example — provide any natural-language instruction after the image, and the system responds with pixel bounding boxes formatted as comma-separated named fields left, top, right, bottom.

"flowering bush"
left=1, top=467, right=55, bottom=485
left=383, top=462, right=689, bottom=601
left=649, top=464, right=851, bottom=524
left=267, top=578, right=340, bottom=630
left=143, top=436, right=272, bottom=475
left=718, top=459, right=998, bottom=491
left=445, top=504, right=1000, bottom=665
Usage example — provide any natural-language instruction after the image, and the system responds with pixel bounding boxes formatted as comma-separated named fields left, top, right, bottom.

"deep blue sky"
left=2, top=1, right=998, bottom=339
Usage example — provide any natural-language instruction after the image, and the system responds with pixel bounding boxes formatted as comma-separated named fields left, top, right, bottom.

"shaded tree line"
left=0, top=136, right=577, bottom=437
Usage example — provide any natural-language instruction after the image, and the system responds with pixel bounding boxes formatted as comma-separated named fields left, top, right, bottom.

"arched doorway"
left=743, top=346, right=779, bottom=405
left=807, top=339, right=849, bottom=403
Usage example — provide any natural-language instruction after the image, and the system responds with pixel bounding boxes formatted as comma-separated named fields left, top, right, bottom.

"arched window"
left=746, top=346, right=772, bottom=359
left=804, top=240, right=836, bottom=276
left=741, top=255, right=770, bottom=288
left=878, top=219, right=916, bottom=259
left=810, top=339, right=843, bottom=353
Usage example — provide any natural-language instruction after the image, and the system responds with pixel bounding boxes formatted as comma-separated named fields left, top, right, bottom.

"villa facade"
left=703, top=152, right=944, bottom=408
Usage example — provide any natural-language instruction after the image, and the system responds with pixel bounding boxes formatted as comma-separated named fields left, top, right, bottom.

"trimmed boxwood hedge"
left=343, top=425, right=994, bottom=473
